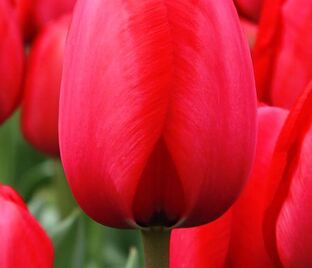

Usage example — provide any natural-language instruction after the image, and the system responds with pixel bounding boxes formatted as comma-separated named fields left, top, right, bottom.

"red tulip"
left=171, top=105, right=287, bottom=267
left=234, top=0, right=264, bottom=22
left=0, top=184, right=53, bottom=267
left=264, top=81, right=312, bottom=267
left=59, top=0, right=256, bottom=229
left=21, top=15, right=69, bottom=156
left=253, top=0, right=312, bottom=108
left=0, top=0, right=24, bottom=124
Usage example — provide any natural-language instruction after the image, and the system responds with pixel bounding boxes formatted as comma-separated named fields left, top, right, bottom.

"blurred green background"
left=0, top=111, right=143, bottom=268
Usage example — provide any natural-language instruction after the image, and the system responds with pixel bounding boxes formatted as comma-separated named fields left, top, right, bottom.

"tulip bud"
left=21, top=15, right=69, bottom=156
left=60, top=0, right=257, bottom=228
left=0, top=184, right=53, bottom=267
left=0, top=0, right=24, bottom=124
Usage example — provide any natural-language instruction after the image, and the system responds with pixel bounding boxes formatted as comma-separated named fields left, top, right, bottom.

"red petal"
left=170, top=211, right=232, bottom=268
left=253, top=0, right=312, bottom=108
left=228, top=106, right=287, bottom=267
left=162, top=0, right=256, bottom=227
left=60, top=0, right=175, bottom=227
left=0, top=185, right=54, bottom=268
left=170, top=106, right=287, bottom=267
left=263, top=81, right=312, bottom=267
left=21, top=15, right=70, bottom=156
left=252, top=0, right=284, bottom=104
left=0, top=0, right=24, bottom=124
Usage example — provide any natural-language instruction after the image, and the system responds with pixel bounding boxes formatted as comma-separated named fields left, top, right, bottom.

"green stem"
left=141, top=228, right=171, bottom=268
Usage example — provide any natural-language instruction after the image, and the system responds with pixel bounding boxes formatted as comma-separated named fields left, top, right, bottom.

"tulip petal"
left=61, top=0, right=176, bottom=227
left=253, top=0, right=312, bottom=108
left=228, top=106, right=287, bottom=267
left=263, top=81, right=312, bottom=267
left=162, top=0, right=256, bottom=226
left=170, top=211, right=232, bottom=268
left=0, top=185, right=53, bottom=268
left=21, top=15, right=70, bottom=156
left=0, top=0, right=24, bottom=124
left=170, top=106, right=287, bottom=267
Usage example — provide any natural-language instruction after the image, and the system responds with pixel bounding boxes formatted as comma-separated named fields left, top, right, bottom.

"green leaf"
left=50, top=209, right=86, bottom=268
left=125, top=247, right=140, bottom=268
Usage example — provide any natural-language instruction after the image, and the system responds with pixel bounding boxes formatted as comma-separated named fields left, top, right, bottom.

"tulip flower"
left=253, top=0, right=312, bottom=108
left=264, top=81, right=312, bottom=267
left=21, top=15, right=69, bottom=156
left=234, top=0, right=264, bottom=22
left=171, top=105, right=288, bottom=268
left=0, top=184, right=53, bottom=267
left=0, top=0, right=24, bottom=124
left=60, top=0, right=256, bottom=230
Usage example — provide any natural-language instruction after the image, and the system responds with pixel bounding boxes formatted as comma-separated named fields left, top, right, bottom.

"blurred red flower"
left=0, top=184, right=53, bottom=268
left=21, top=15, right=70, bottom=156
left=0, top=0, right=24, bottom=124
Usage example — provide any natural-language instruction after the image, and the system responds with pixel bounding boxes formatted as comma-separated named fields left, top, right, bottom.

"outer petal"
left=263, top=81, right=312, bottom=267
left=170, top=106, right=287, bottom=268
left=60, top=0, right=256, bottom=228
left=163, top=0, right=256, bottom=227
left=61, top=0, right=174, bottom=228
left=170, top=211, right=232, bottom=268
left=21, top=15, right=69, bottom=156
left=0, top=0, right=24, bottom=124
left=228, top=106, right=287, bottom=267
left=253, top=0, right=312, bottom=108
left=0, top=184, right=53, bottom=268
